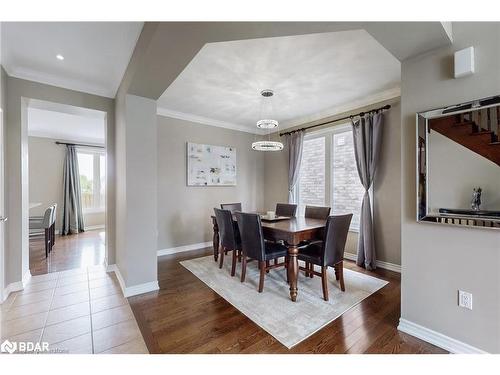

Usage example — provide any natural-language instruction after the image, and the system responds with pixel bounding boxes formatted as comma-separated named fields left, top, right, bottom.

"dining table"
left=211, top=214, right=326, bottom=302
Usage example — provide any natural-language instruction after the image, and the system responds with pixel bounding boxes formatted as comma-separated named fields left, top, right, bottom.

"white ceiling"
left=1, top=22, right=143, bottom=98
left=157, top=29, right=401, bottom=134
left=28, top=99, right=106, bottom=145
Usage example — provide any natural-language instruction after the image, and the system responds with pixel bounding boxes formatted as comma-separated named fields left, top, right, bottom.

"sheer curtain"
left=351, top=113, right=384, bottom=270
left=61, top=145, right=85, bottom=235
left=285, top=131, right=305, bottom=203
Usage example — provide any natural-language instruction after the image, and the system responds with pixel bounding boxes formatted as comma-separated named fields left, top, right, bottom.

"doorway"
left=26, top=99, right=107, bottom=275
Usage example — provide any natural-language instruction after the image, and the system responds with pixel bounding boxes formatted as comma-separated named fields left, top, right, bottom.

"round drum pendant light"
left=251, top=140, right=284, bottom=151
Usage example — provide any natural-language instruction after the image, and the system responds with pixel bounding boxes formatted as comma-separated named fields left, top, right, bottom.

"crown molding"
left=157, top=107, right=265, bottom=135
left=279, top=86, right=401, bottom=130
left=3, top=65, right=115, bottom=98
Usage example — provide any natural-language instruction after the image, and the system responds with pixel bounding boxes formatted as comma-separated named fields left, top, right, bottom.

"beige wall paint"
left=157, top=116, right=265, bottom=250
left=401, top=22, right=500, bottom=353
left=1, top=65, right=7, bottom=294
left=262, top=99, right=402, bottom=265
left=428, top=131, right=500, bottom=212
left=28, top=136, right=106, bottom=230
left=4, top=76, right=115, bottom=285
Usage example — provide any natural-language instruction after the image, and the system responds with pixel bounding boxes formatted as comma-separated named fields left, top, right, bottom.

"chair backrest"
left=214, top=208, right=239, bottom=251
left=51, top=203, right=58, bottom=225
left=322, top=214, right=353, bottom=266
left=275, top=203, right=297, bottom=217
left=235, top=212, right=265, bottom=261
left=220, top=203, right=242, bottom=213
left=305, top=205, right=331, bottom=220
left=42, top=206, right=54, bottom=229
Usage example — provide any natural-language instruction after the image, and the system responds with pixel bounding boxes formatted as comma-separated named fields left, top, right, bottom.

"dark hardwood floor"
left=128, top=248, right=447, bottom=354
left=29, top=230, right=106, bottom=276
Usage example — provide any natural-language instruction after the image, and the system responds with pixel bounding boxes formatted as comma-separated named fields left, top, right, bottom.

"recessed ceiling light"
left=56, top=54, right=64, bottom=61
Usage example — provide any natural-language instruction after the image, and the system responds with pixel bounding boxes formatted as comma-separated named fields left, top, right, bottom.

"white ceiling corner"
left=157, top=29, right=401, bottom=134
left=1, top=22, right=143, bottom=98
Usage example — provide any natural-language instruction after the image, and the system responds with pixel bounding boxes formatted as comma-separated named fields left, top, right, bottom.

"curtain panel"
left=61, top=145, right=85, bottom=235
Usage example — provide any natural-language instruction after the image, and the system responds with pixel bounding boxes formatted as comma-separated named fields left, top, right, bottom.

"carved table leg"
left=212, top=217, right=219, bottom=262
left=288, top=245, right=299, bottom=302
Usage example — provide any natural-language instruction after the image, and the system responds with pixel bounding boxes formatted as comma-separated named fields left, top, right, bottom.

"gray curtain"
left=285, top=131, right=305, bottom=203
left=351, top=113, right=383, bottom=270
left=62, top=145, right=85, bottom=235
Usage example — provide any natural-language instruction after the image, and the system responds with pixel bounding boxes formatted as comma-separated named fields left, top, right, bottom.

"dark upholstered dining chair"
left=298, top=214, right=352, bottom=301
left=275, top=203, right=297, bottom=217
left=29, top=206, right=55, bottom=258
left=214, top=208, right=241, bottom=276
left=220, top=203, right=242, bottom=213
left=305, top=205, right=331, bottom=220
left=235, top=212, right=288, bottom=292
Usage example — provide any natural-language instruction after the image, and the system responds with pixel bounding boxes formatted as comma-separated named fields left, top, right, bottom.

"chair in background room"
left=305, top=205, right=331, bottom=220
left=29, top=205, right=55, bottom=258
left=214, top=208, right=242, bottom=276
left=275, top=203, right=297, bottom=217
left=235, top=212, right=288, bottom=293
left=298, top=214, right=352, bottom=301
left=220, top=203, right=242, bottom=213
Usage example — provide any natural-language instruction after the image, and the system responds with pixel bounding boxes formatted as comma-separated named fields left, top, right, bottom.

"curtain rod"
left=279, top=104, right=391, bottom=137
left=55, top=141, right=105, bottom=149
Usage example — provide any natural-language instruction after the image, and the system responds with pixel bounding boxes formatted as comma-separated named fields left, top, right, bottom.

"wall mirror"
left=417, top=94, right=500, bottom=229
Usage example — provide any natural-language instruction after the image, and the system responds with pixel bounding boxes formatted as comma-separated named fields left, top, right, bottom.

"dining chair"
left=275, top=203, right=297, bottom=217
left=298, top=214, right=352, bottom=301
left=235, top=212, right=288, bottom=293
left=29, top=206, right=55, bottom=258
left=220, top=203, right=242, bottom=213
left=51, top=203, right=57, bottom=248
left=214, top=208, right=242, bottom=276
left=305, top=205, right=331, bottom=220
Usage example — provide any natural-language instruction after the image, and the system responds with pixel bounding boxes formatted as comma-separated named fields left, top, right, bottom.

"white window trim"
left=77, top=147, right=106, bottom=214
left=295, top=123, right=369, bottom=233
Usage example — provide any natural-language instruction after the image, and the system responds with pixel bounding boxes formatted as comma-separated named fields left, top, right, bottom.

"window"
left=77, top=150, right=106, bottom=212
left=295, top=125, right=364, bottom=231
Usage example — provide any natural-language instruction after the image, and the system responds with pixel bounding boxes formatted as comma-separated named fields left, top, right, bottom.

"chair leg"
left=240, top=256, right=247, bottom=282
left=238, top=250, right=242, bottom=262
left=304, top=261, right=309, bottom=277
left=309, top=263, right=314, bottom=278
left=321, top=266, right=329, bottom=301
left=231, top=249, right=237, bottom=277
left=337, top=261, right=345, bottom=292
left=219, top=246, right=224, bottom=269
left=265, top=260, right=270, bottom=273
left=258, top=260, right=266, bottom=293
left=44, top=228, right=49, bottom=258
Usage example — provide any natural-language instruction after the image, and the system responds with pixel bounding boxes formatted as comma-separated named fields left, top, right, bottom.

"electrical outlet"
left=458, top=290, right=473, bottom=310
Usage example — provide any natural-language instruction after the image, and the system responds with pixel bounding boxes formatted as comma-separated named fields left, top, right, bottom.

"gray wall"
left=28, top=136, right=106, bottom=230
left=401, top=22, right=500, bottom=353
left=1, top=65, right=7, bottom=293
left=157, top=116, right=265, bottom=250
left=262, top=99, right=402, bottom=265
left=4, top=76, right=115, bottom=285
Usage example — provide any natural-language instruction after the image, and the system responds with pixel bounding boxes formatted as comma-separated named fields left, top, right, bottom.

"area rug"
left=180, top=255, right=388, bottom=349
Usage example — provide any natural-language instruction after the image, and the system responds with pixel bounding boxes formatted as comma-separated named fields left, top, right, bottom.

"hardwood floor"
left=29, top=230, right=105, bottom=276
left=128, top=248, right=447, bottom=354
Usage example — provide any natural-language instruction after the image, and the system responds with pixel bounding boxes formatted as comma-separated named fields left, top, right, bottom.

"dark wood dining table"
left=211, top=215, right=326, bottom=302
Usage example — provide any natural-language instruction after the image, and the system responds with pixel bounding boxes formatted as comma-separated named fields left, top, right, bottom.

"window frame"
left=77, top=148, right=106, bottom=214
left=294, top=123, right=370, bottom=232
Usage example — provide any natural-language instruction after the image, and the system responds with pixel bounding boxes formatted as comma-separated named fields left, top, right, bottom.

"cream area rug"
left=180, top=255, right=388, bottom=349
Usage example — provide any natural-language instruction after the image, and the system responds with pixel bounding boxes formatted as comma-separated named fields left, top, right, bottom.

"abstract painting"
left=187, top=142, right=237, bottom=186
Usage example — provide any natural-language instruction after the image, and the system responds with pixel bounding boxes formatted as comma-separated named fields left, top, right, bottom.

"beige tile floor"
left=0, top=265, right=148, bottom=354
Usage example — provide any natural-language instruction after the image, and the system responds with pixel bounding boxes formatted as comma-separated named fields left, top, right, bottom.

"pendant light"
left=252, top=89, right=284, bottom=151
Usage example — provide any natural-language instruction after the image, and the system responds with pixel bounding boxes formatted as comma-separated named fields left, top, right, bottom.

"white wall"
left=401, top=22, right=500, bottom=353
left=428, top=131, right=500, bottom=213
left=28, top=136, right=106, bottom=230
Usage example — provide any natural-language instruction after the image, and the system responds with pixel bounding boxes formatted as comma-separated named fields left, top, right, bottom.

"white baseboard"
left=1, top=281, right=24, bottom=304
left=85, top=225, right=105, bottom=231
left=398, top=318, right=488, bottom=354
left=157, top=241, right=212, bottom=257
left=343, top=252, right=401, bottom=273
left=106, top=264, right=159, bottom=298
